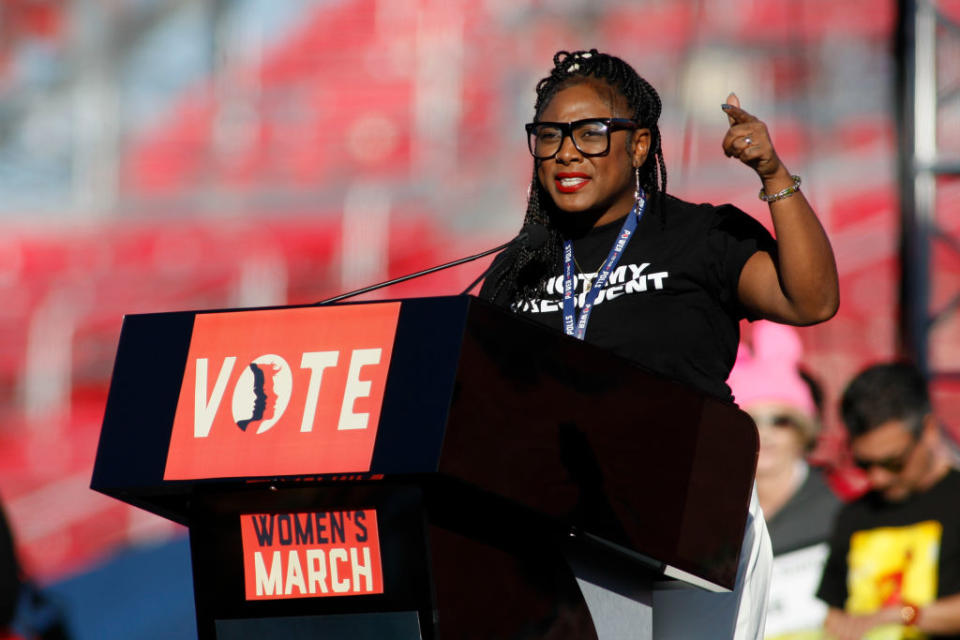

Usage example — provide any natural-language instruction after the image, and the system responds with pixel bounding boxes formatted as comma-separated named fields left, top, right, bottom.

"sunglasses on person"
left=750, top=413, right=798, bottom=429
left=525, top=118, right=639, bottom=159
left=852, top=438, right=918, bottom=474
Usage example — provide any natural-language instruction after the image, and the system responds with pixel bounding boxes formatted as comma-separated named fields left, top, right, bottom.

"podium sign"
left=92, top=296, right=758, bottom=639
left=164, top=303, right=400, bottom=480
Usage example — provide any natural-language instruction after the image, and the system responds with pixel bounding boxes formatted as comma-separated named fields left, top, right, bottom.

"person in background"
left=0, top=499, right=70, bottom=640
left=728, top=320, right=842, bottom=639
left=817, top=362, right=960, bottom=639
left=0, top=501, right=19, bottom=640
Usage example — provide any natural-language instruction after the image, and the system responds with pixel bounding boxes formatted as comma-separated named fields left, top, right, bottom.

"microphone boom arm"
left=316, top=239, right=514, bottom=305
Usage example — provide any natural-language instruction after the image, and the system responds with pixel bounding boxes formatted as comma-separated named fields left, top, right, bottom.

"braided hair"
left=485, top=49, right=668, bottom=306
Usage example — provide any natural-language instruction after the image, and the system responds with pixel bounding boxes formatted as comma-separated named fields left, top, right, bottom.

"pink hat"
left=728, top=321, right=816, bottom=420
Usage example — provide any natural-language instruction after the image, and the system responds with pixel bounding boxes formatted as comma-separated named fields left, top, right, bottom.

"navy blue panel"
left=189, top=484, right=435, bottom=639
left=92, top=311, right=195, bottom=491
left=215, top=611, right=421, bottom=639
left=370, top=296, right=470, bottom=473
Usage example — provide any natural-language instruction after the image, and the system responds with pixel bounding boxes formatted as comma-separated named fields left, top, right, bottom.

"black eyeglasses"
left=852, top=439, right=919, bottom=474
left=525, top=118, right=639, bottom=159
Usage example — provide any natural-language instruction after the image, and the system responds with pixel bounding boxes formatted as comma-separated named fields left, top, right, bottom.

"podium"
left=91, top=295, right=758, bottom=639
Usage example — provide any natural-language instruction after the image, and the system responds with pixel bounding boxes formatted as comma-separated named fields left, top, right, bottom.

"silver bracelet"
left=758, top=175, right=801, bottom=203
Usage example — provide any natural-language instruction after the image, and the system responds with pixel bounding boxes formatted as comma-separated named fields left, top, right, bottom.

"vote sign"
left=163, top=303, right=400, bottom=480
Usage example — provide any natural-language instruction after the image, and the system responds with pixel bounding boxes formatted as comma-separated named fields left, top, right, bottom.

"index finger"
left=724, top=92, right=740, bottom=125
left=721, top=103, right=758, bottom=125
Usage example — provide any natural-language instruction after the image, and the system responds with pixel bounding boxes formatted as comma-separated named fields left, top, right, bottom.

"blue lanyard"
left=562, top=192, right=647, bottom=340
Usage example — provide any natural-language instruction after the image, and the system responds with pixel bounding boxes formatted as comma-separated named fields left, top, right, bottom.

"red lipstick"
left=554, top=172, right=590, bottom=193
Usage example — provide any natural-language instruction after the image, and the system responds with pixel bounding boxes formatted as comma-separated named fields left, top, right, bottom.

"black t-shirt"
left=816, top=468, right=960, bottom=638
left=480, top=194, right=776, bottom=400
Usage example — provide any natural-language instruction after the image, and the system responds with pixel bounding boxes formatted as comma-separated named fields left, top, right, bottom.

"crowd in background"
left=731, top=325, right=960, bottom=639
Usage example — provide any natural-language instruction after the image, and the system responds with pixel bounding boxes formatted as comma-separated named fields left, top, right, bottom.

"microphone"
left=315, top=223, right=548, bottom=305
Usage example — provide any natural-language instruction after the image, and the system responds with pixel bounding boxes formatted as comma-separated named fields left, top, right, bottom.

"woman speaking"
left=480, top=49, right=839, bottom=639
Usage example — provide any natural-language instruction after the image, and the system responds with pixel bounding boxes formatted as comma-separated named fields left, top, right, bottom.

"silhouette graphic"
left=231, top=354, right=292, bottom=434
left=236, top=363, right=268, bottom=431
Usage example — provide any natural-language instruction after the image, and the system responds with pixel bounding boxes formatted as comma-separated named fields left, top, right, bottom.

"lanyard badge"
left=561, top=191, right=647, bottom=340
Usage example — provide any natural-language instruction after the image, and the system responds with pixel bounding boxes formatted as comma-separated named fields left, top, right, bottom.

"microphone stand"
left=315, top=240, right=514, bottom=305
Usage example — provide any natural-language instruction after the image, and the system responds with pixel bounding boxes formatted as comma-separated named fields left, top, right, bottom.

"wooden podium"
left=91, top=295, right=758, bottom=639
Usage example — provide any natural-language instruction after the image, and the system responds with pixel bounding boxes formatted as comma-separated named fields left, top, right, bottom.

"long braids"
left=485, top=49, right=668, bottom=306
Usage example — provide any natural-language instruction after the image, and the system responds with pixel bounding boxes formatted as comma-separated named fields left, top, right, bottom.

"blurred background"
left=0, top=0, right=957, bottom=637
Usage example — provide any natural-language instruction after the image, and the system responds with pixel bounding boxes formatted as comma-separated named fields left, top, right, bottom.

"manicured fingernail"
left=721, top=104, right=732, bottom=110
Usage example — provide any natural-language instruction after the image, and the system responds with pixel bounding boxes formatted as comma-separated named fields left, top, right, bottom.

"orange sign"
left=240, top=509, right=384, bottom=600
left=164, top=303, right=400, bottom=480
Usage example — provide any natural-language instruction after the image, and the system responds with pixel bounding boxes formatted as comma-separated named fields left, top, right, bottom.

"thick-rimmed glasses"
left=525, top=118, right=639, bottom=160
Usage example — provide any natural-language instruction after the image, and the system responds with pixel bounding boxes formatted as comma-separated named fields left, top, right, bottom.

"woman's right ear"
left=632, top=128, right=652, bottom=167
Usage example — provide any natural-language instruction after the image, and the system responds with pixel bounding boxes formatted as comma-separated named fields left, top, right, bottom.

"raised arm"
left=721, top=93, right=839, bottom=326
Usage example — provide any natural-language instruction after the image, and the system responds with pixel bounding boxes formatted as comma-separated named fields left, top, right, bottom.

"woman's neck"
left=553, top=202, right=634, bottom=238
left=757, top=459, right=807, bottom=519
left=553, top=210, right=606, bottom=238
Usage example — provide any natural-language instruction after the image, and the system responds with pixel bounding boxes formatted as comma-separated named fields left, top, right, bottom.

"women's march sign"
left=163, top=303, right=401, bottom=480
left=240, top=509, right=384, bottom=600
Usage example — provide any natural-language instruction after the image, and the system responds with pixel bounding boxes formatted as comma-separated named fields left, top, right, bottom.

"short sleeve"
left=815, top=507, right=852, bottom=609
left=706, top=204, right=777, bottom=320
